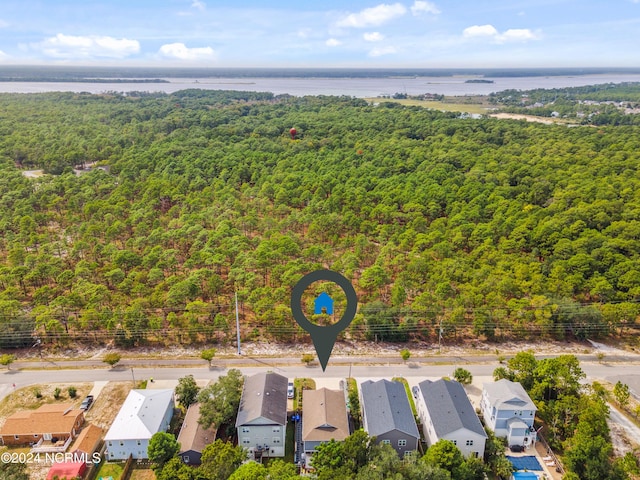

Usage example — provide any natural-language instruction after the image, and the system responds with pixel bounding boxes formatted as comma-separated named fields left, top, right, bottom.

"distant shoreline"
left=1, top=66, right=640, bottom=82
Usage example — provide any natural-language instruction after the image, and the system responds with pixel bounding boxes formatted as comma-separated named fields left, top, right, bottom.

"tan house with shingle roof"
left=71, top=424, right=103, bottom=457
left=0, top=404, right=84, bottom=446
left=302, top=388, right=349, bottom=453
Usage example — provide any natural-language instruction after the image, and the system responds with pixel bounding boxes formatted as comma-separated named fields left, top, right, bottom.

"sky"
left=0, top=0, right=639, bottom=68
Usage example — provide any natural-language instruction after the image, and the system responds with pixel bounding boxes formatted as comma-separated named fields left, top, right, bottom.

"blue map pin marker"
left=291, top=270, right=358, bottom=371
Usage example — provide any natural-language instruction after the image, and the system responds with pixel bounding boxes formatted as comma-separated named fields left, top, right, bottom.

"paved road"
left=2, top=359, right=639, bottom=393
left=9, top=352, right=640, bottom=370
left=608, top=403, right=640, bottom=447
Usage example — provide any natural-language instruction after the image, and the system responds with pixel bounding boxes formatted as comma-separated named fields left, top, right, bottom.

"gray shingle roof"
left=483, top=379, right=536, bottom=411
left=235, top=372, right=288, bottom=427
left=418, top=379, right=486, bottom=438
left=361, top=379, right=419, bottom=439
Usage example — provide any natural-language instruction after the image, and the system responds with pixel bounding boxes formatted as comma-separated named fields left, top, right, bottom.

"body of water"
left=1, top=73, right=640, bottom=97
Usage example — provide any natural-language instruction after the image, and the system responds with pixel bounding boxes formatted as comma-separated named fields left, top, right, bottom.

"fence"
left=537, top=432, right=564, bottom=475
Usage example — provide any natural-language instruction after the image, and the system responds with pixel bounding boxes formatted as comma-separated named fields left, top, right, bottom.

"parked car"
left=287, top=382, right=295, bottom=399
left=80, top=395, right=94, bottom=411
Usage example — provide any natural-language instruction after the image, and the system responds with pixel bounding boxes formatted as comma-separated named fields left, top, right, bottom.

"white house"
left=414, top=379, right=486, bottom=458
left=236, top=372, right=288, bottom=458
left=105, top=389, right=174, bottom=460
left=481, top=379, right=537, bottom=448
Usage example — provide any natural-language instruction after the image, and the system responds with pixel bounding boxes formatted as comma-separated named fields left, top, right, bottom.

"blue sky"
left=0, top=0, right=639, bottom=67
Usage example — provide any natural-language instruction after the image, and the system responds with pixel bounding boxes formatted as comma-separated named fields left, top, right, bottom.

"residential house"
left=70, top=423, right=103, bottom=458
left=178, top=403, right=215, bottom=465
left=481, top=379, right=537, bottom=448
left=360, top=379, right=420, bottom=458
left=236, top=372, right=288, bottom=458
left=414, top=379, right=486, bottom=458
left=104, top=389, right=174, bottom=460
left=0, top=404, right=84, bottom=447
left=302, top=388, right=349, bottom=454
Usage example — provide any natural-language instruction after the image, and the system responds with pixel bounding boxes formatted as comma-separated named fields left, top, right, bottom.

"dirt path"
left=608, top=403, right=640, bottom=456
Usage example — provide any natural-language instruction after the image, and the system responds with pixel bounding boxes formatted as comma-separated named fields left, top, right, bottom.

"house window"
left=515, top=410, right=522, bottom=416
left=34, top=434, right=39, bottom=437
left=466, top=440, right=474, bottom=446
left=452, top=440, right=457, bottom=445
left=242, top=427, right=250, bottom=433
left=398, top=439, right=407, bottom=447
left=273, top=437, right=281, bottom=444
left=137, top=440, right=141, bottom=446
left=381, top=440, right=391, bottom=445
left=184, top=456, right=190, bottom=463
left=273, top=427, right=280, bottom=433
left=120, top=441, right=124, bottom=446
left=108, top=441, right=113, bottom=447
left=14, top=435, right=19, bottom=440
left=242, top=439, right=251, bottom=445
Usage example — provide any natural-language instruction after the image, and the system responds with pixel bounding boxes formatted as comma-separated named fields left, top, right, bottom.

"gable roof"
left=46, top=462, right=86, bottom=480
left=235, top=372, right=288, bottom=427
left=418, top=379, right=486, bottom=439
left=104, top=389, right=173, bottom=441
left=361, top=379, right=419, bottom=438
left=302, top=388, right=349, bottom=443
left=71, top=424, right=103, bottom=455
left=483, top=379, right=536, bottom=411
left=178, top=403, right=215, bottom=454
left=0, top=403, right=84, bottom=436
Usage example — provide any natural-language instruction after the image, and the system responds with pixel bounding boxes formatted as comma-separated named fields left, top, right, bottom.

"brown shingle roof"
left=177, top=403, right=215, bottom=454
left=302, top=388, right=349, bottom=443
left=0, top=404, right=84, bottom=436
left=71, top=424, right=103, bottom=455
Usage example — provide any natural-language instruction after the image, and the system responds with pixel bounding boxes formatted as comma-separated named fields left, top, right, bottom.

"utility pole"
left=235, top=291, right=241, bottom=355
left=130, top=367, right=136, bottom=387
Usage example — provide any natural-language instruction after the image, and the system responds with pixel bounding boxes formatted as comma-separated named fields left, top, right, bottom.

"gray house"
left=360, top=379, right=420, bottom=458
left=480, top=379, right=537, bottom=448
left=236, top=372, right=288, bottom=458
left=414, top=379, right=487, bottom=458
left=177, top=403, right=215, bottom=465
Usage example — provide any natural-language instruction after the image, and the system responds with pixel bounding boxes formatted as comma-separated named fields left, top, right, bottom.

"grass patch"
left=130, top=468, right=157, bottom=479
left=347, top=378, right=361, bottom=430
left=284, top=419, right=295, bottom=463
left=365, top=97, right=490, bottom=114
left=96, top=461, right=125, bottom=479
left=392, top=377, right=417, bottom=417
left=293, top=378, right=315, bottom=411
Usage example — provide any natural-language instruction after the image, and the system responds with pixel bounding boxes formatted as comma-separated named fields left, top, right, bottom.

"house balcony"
left=30, top=436, right=72, bottom=453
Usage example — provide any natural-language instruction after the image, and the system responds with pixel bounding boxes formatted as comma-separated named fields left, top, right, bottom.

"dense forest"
left=1, top=89, right=639, bottom=349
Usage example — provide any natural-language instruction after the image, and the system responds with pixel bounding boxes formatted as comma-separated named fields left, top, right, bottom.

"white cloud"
left=0, top=19, right=9, bottom=28
left=364, top=32, right=384, bottom=42
left=159, top=43, right=216, bottom=60
left=369, top=45, right=397, bottom=57
left=336, top=3, right=407, bottom=28
left=411, top=1, right=440, bottom=16
left=463, top=24, right=499, bottom=38
left=499, top=28, right=537, bottom=42
left=191, top=0, right=206, bottom=10
left=326, top=38, right=342, bottom=47
left=463, top=24, right=539, bottom=43
left=37, top=34, right=140, bottom=59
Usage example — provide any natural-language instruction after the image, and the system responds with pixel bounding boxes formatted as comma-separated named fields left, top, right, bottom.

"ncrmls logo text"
left=46, top=452, right=101, bottom=464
